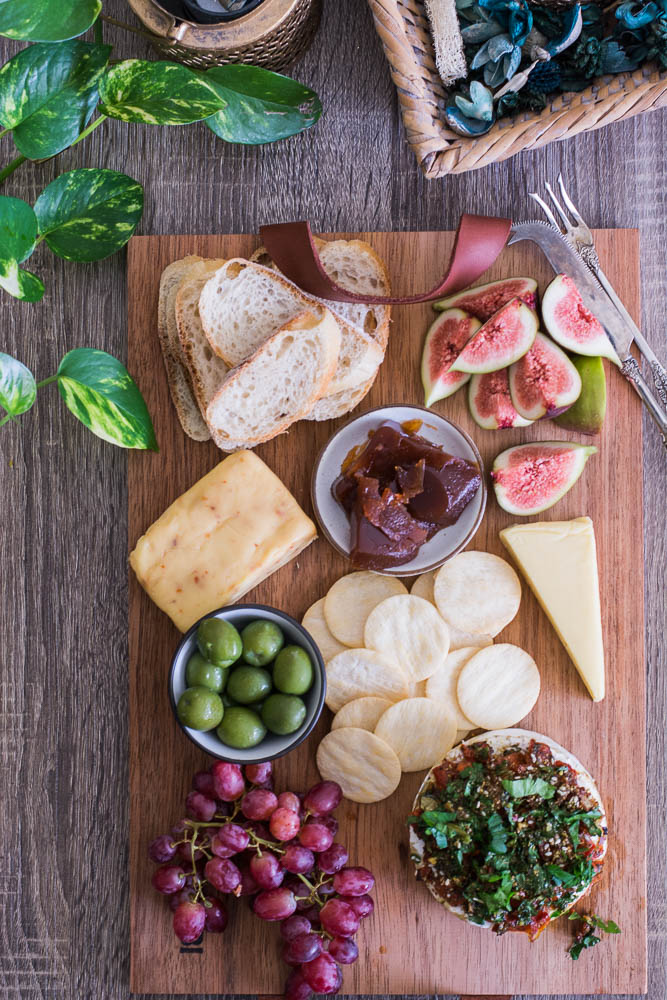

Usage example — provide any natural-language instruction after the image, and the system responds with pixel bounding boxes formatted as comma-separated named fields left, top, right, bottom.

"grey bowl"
left=169, top=604, right=326, bottom=764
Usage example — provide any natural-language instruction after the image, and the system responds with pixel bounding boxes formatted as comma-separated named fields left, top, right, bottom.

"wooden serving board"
left=128, top=231, right=647, bottom=995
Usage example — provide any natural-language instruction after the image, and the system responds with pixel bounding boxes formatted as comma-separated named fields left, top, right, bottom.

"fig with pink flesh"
left=450, top=298, right=538, bottom=375
left=421, top=308, right=481, bottom=406
left=434, top=277, right=538, bottom=320
left=554, top=355, right=606, bottom=435
left=468, top=369, right=533, bottom=430
left=541, top=274, right=620, bottom=366
left=508, top=332, right=582, bottom=421
left=491, top=441, right=597, bottom=516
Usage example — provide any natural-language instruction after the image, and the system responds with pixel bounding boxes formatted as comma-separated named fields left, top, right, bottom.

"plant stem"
left=0, top=154, right=27, bottom=185
left=0, top=413, right=12, bottom=428
left=100, top=14, right=157, bottom=41
left=0, top=127, right=10, bottom=140
left=35, top=375, right=58, bottom=389
left=69, top=115, right=107, bottom=150
left=93, top=17, right=103, bottom=44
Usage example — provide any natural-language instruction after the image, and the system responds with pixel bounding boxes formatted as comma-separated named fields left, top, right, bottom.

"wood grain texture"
left=128, top=230, right=645, bottom=995
left=0, top=0, right=665, bottom=998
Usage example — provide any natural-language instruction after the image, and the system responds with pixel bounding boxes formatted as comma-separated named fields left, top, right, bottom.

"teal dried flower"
left=454, top=80, right=495, bottom=120
left=497, top=86, right=548, bottom=116
left=471, top=33, right=523, bottom=85
left=616, top=1, right=664, bottom=30
left=568, top=34, right=604, bottom=76
left=479, top=0, right=533, bottom=43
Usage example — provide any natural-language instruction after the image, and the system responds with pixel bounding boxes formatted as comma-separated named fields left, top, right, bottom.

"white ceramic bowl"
left=169, top=605, right=326, bottom=763
left=311, top=404, right=486, bottom=576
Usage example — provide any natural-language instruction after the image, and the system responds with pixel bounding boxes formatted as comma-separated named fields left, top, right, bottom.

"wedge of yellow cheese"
left=130, top=451, right=317, bottom=632
left=499, top=517, right=605, bottom=702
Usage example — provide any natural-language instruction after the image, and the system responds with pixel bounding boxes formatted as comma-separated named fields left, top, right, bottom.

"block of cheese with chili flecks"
left=130, top=450, right=316, bottom=631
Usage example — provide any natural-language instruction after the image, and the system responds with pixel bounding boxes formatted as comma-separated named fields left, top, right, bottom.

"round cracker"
left=325, top=648, right=409, bottom=712
left=448, top=626, right=493, bottom=651
left=425, top=646, right=478, bottom=730
left=324, top=572, right=407, bottom=647
left=302, top=598, right=347, bottom=663
left=457, top=643, right=540, bottom=729
left=410, top=571, right=435, bottom=604
left=363, top=594, right=450, bottom=682
left=316, top=728, right=401, bottom=803
left=375, top=698, right=457, bottom=772
left=433, top=551, right=521, bottom=637
left=332, top=696, right=394, bottom=732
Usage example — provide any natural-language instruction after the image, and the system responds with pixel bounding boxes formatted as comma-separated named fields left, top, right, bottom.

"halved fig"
left=508, top=332, right=582, bottom=421
left=434, top=277, right=538, bottom=320
left=468, top=369, right=533, bottom=430
left=450, top=298, right=538, bottom=375
left=554, top=355, right=606, bottom=435
left=421, top=308, right=481, bottom=406
left=542, top=274, right=620, bottom=366
left=491, top=441, right=597, bottom=515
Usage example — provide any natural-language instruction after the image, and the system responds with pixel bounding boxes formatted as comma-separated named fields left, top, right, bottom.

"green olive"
left=241, top=620, right=284, bottom=666
left=185, top=652, right=228, bottom=693
left=227, top=665, right=273, bottom=705
left=196, top=618, right=242, bottom=666
left=216, top=707, right=266, bottom=749
left=273, top=645, right=313, bottom=695
left=177, top=686, right=224, bottom=731
left=261, top=693, right=307, bottom=736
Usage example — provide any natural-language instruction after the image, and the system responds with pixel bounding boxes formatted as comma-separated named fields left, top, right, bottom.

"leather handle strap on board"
left=259, top=214, right=512, bottom=305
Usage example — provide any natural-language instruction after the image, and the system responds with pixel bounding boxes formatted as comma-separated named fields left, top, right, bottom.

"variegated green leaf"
left=204, top=65, right=322, bottom=144
left=0, top=0, right=101, bottom=42
left=0, top=195, right=37, bottom=261
left=0, top=41, right=111, bottom=159
left=0, top=195, right=43, bottom=300
left=98, top=60, right=224, bottom=125
left=57, top=348, right=157, bottom=450
left=33, top=168, right=143, bottom=262
left=0, top=259, right=44, bottom=301
left=0, top=352, right=36, bottom=417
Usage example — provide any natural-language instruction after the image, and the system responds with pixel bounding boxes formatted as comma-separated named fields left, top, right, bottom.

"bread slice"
left=174, top=258, right=229, bottom=421
left=158, top=256, right=211, bottom=442
left=205, top=307, right=341, bottom=448
left=199, top=259, right=381, bottom=395
left=251, top=236, right=392, bottom=351
left=307, top=372, right=377, bottom=422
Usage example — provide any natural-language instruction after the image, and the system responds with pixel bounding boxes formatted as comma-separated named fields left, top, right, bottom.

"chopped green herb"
left=501, top=777, right=555, bottom=799
left=487, top=812, right=509, bottom=854
left=567, top=912, right=620, bottom=959
left=547, top=859, right=594, bottom=888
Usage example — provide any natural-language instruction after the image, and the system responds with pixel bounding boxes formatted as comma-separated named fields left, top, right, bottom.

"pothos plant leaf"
left=0, top=0, right=101, bottom=42
left=204, top=65, right=322, bottom=144
left=0, top=195, right=44, bottom=300
left=56, top=348, right=157, bottom=450
left=98, top=60, right=225, bottom=125
left=0, top=352, right=36, bottom=418
left=0, top=41, right=111, bottom=160
left=33, top=168, right=144, bottom=262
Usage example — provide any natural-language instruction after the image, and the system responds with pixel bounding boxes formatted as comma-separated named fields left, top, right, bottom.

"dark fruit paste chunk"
left=332, top=421, right=481, bottom=570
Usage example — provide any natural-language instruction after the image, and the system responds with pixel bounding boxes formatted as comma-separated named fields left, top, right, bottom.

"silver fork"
left=530, top=174, right=667, bottom=407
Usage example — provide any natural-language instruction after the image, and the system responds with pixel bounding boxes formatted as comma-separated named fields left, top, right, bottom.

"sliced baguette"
left=205, top=307, right=341, bottom=448
left=251, top=236, right=392, bottom=350
left=158, top=256, right=211, bottom=442
left=307, top=372, right=377, bottom=422
left=199, top=259, right=382, bottom=395
left=174, top=258, right=229, bottom=421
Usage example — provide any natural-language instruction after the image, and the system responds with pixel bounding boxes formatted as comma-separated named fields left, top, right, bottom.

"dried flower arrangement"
left=427, top=0, right=667, bottom=135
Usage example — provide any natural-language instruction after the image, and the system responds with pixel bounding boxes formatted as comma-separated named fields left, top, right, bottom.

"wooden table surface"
left=0, top=2, right=664, bottom=999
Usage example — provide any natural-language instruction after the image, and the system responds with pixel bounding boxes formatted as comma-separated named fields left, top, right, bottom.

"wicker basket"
left=368, top=0, right=667, bottom=177
left=126, top=0, right=321, bottom=71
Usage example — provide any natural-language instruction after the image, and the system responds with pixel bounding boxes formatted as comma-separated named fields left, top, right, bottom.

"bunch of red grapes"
left=148, top=759, right=375, bottom=997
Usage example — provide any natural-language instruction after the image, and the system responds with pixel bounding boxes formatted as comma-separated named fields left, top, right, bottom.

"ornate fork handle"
left=621, top=357, right=667, bottom=449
